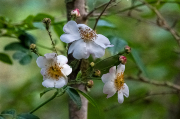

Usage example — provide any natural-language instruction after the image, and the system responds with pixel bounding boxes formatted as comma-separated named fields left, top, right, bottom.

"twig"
left=86, top=2, right=109, bottom=19
left=47, top=30, right=58, bottom=53
left=139, top=0, right=180, bottom=46
left=126, top=76, right=180, bottom=91
left=93, top=0, right=114, bottom=30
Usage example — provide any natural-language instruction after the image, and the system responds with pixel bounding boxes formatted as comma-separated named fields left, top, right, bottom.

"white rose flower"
left=36, top=53, right=72, bottom=88
left=101, top=64, right=129, bottom=103
left=60, top=21, right=114, bottom=59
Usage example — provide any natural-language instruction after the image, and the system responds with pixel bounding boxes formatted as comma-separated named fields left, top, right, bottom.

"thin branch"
left=139, top=0, right=180, bottom=46
left=126, top=76, right=180, bottom=91
left=93, top=0, right=114, bottom=30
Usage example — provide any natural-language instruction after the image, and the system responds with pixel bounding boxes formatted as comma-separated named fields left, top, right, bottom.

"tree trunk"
left=66, top=0, right=88, bottom=119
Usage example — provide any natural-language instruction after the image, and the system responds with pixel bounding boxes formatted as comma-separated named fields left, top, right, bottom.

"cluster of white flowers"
left=36, top=17, right=129, bottom=103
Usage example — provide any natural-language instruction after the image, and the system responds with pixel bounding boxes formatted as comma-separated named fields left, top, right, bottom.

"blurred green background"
left=0, top=0, right=180, bottom=119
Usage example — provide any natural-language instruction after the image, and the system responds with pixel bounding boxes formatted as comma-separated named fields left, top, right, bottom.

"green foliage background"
left=0, top=0, right=180, bottom=119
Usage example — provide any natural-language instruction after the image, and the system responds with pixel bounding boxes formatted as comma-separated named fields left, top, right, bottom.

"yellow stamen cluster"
left=79, top=27, right=97, bottom=42
left=114, top=72, right=124, bottom=91
left=46, top=63, right=63, bottom=80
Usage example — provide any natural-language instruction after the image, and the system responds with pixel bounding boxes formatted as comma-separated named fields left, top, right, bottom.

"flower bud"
left=87, top=80, right=94, bottom=88
left=71, top=9, right=80, bottom=17
left=30, top=43, right=36, bottom=50
left=42, top=18, right=51, bottom=30
left=94, top=70, right=101, bottom=77
left=124, top=46, right=131, bottom=53
left=90, top=62, right=95, bottom=67
left=119, top=55, right=127, bottom=64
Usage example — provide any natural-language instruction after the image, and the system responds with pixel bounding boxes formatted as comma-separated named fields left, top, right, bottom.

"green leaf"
left=34, top=13, right=54, bottom=23
left=40, top=88, right=55, bottom=98
left=66, top=86, right=82, bottom=109
left=94, top=55, right=120, bottom=76
left=76, top=89, right=99, bottom=111
left=0, top=53, right=12, bottom=64
left=13, top=51, right=27, bottom=60
left=107, top=36, right=128, bottom=55
left=23, top=15, right=35, bottom=28
left=0, top=116, right=4, bottom=119
left=1, top=109, right=16, bottom=117
left=131, top=48, right=148, bottom=76
left=97, top=20, right=115, bottom=28
left=19, top=54, right=32, bottom=65
left=17, top=113, right=39, bottom=119
left=69, top=59, right=80, bottom=71
left=4, top=42, right=27, bottom=51
left=18, top=32, right=36, bottom=48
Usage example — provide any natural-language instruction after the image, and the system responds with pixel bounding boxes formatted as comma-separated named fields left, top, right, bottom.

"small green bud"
left=90, top=62, right=95, bottom=67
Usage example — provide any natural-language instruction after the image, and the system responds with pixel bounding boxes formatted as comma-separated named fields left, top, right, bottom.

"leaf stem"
left=29, top=91, right=58, bottom=114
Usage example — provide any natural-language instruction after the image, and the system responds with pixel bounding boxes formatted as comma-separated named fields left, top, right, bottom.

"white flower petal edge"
left=37, top=53, right=72, bottom=88
left=60, top=21, right=114, bottom=59
left=101, top=64, right=129, bottom=103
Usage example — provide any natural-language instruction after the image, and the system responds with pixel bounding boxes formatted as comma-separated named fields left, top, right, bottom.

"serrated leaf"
left=69, top=59, right=80, bottom=71
left=19, top=54, right=32, bottom=65
left=40, top=88, right=55, bottom=98
left=107, top=36, right=128, bottom=55
left=1, top=109, right=16, bottom=117
left=18, top=33, right=36, bottom=48
left=76, top=89, right=99, bottom=111
left=17, top=113, right=39, bottom=119
left=66, top=86, right=82, bottom=109
left=4, top=42, right=27, bottom=52
left=131, top=48, right=147, bottom=76
left=13, top=51, right=27, bottom=60
left=94, top=55, right=120, bottom=76
left=0, top=53, right=12, bottom=65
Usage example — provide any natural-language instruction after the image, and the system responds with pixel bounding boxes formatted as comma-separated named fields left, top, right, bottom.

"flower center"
left=47, top=63, right=63, bottom=80
left=79, top=27, right=97, bottom=42
left=114, top=72, right=124, bottom=91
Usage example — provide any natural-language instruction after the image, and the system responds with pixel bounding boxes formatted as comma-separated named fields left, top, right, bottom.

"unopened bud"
left=30, top=44, right=36, bottom=50
left=42, top=18, right=51, bottom=30
left=119, top=56, right=127, bottom=64
left=94, top=70, right=101, bottom=77
left=124, top=46, right=131, bottom=53
left=87, top=80, right=94, bottom=88
left=90, top=62, right=95, bottom=67
left=71, top=9, right=80, bottom=17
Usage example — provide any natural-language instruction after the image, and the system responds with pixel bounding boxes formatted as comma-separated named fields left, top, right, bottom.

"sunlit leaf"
left=0, top=53, right=12, bottom=65
left=17, top=113, right=39, bottom=119
left=34, top=13, right=54, bottom=23
left=66, top=86, right=82, bottom=109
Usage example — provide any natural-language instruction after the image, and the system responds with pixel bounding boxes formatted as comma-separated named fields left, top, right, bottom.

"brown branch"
left=93, top=0, right=114, bottom=30
left=139, top=0, right=180, bottom=46
left=126, top=76, right=180, bottom=91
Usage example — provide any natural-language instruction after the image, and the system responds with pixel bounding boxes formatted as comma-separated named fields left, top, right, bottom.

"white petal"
left=42, top=79, right=55, bottom=88
left=40, top=68, right=46, bottom=76
left=36, top=56, right=50, bottom=68
left=77, top=24, right=90, bottom=29
left=122, top=83, right=129, bottom=98
left=117, top=64, right=125, bottom=74
left=86, top=41, right=105, bottom=59
left=103, top=81, right=116, bottom=98
left=57, top=55, right=68, bottom=66
left=94, top=34, right=114, bottom=49
left=60, top=34, right=80, bottom=43
left=63, top=21, right=79, bottom=34
left=68, top=39, right=89, bottom=59
left=61, top=64, right=72, bottom=76
left=118, top=91, right=124, bottom=104
left=54, top=78, right=67, bottom=88
left=44, top=53, right=57, bottom=60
